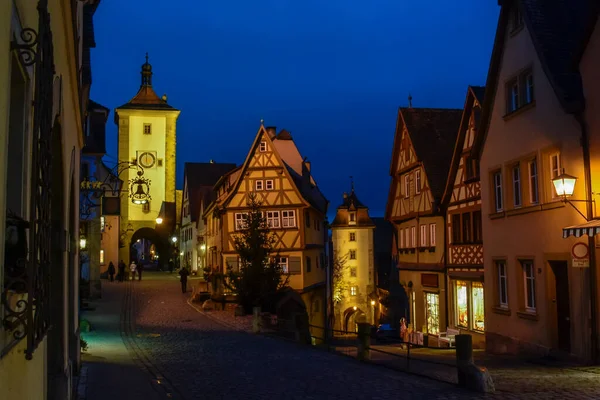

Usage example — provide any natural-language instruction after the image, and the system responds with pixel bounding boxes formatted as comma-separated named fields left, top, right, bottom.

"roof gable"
left=442, top=86, right=485, bottom=205
left=183, top=162, right=237, bottom=222
left=399, top=107, right=462, bottom=201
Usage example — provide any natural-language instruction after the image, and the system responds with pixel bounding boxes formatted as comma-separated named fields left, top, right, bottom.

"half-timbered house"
left=204, top=124, right=329, bottom=331
left=442, top=86, right=486, bottom=348
left=386, top=106, right=462, bottom=342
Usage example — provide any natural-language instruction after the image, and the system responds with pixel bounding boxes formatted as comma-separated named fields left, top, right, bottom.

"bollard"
left=252, top=306, right=261, bottom=333
left=455, top=334, right=473, bottom=387
left=356, top=322, right=371, bottom=361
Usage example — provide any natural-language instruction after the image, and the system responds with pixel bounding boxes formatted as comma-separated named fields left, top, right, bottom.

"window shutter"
left=226, top=257, right=239, bottom=272
left=289, top=256, right=301, bottom=274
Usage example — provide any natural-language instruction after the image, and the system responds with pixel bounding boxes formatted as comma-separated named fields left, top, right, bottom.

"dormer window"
left=505, top=69, right=534, bottom=114
left=349, top=212, right=356, bottom=225
left=509, top=5, right=524, bottom=34
left=259, top=141, right=267, bottom=152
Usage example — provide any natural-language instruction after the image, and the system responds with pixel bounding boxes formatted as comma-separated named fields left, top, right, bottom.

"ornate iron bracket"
left=10, top=28, right=39, bottom=67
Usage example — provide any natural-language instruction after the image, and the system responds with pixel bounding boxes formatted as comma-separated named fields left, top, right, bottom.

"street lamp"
left=171, top=236, right=177, bottom=243
left=156, top=217, right=163, bottom=225
left=552, top=169, right=578, bottom=197
left=79, top=235, right=87, bottom=250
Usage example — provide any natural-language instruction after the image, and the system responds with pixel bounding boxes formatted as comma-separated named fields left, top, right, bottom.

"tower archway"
left=343, top=307, right=366, bottom=333
left=129, top=227, right=169, bottom=270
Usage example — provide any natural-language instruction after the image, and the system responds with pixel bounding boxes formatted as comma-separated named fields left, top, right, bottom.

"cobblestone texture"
left=107, top=272, right=600, bottom=399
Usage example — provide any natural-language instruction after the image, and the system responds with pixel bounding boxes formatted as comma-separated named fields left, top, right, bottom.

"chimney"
left=304, top=160, right=311, bottom=172
left=162, top=93, right=168, bottom=102
left=266, top=126, right=277, bottom=138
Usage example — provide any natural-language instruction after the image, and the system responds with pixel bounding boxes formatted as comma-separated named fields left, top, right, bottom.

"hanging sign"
left=572, top=242, right=590, bottom=268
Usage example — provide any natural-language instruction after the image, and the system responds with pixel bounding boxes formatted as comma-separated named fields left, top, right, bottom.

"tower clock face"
left=138, top=152, right=156, bottom=168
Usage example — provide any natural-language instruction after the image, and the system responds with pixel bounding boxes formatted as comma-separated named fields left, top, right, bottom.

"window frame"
left=235, top=212, right=249, bottom=230
left=277, top=256, right=288, bottom=273
left=410, top=226, right=416, bottom=248
left=349, top=232, right=356, bottom=242
left=404, top=174, right=410, bottom=198
left=429, top=223, right=436, bottom=247
left=528, top=159, right=539, bottom=204
left=266, top=210, right=280, bottom=228
left=265, top=179, right=274, bottom=190
left=281, top=210, right=296, bottom=228
left=259, top=141, right=267, bottom=152
left=550, top=152, right=561, bottom=198
left=350, top=286, right=357, bottom=296
left=451, top=214, right=461, bottom=244
left=349, top=249, right=357, bottom=260
left=415, top=169, right=421, bottom=195
left=255, top=180, right=263, bottom=191
left=493, top=171, right=503, bottom=212
left=143, top=123, right=152, bottom=135
left=419, top=224, right=427, bottom=247
left=522, top=260, right=536, bottom=312
left=496, top=260, right=508, bottom=308
left=512, top=164, right=522, bottom=208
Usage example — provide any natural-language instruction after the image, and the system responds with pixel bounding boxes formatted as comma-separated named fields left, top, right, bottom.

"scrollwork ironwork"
left=10, top=28, right=39, bottom=67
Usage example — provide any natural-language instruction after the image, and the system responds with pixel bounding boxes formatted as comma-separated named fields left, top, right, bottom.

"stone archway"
left=128, top=227, right=169, bottom=269
left=343, top=307, right=367, bottom=333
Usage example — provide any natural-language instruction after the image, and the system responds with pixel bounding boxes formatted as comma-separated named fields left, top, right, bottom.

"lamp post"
left=552, top=168, right=598, bottom=363
left=371, top=299, right=376, bottom=325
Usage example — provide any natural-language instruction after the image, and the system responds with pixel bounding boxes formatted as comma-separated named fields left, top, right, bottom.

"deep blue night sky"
left=91, top=0, right=499, bottom=219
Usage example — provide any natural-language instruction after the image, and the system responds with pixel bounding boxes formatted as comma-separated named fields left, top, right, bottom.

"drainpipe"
left=576, top=113, right=598, bottom=364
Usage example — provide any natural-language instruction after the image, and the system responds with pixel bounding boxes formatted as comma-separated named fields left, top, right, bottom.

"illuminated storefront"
left=453, top=280, right=484, bottom=332
left=425, top=292, right=440, bottom=334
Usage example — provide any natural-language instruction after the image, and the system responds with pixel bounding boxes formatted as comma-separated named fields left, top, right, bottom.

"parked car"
left=375, top=324, right=400, bottom=342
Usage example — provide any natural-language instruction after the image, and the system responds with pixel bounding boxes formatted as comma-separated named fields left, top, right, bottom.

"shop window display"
left=425, top=292, right=439, bottom=335
left=456, top=281, right=468, bottom=328
left=453, top=280, right=485, bottom=332
left=472, top=282, right=485, bottom=331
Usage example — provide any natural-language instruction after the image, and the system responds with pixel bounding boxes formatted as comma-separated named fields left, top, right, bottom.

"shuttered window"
left=226, top=257, right=239, bottom=272
left=288, top=256, right=301, bottom=274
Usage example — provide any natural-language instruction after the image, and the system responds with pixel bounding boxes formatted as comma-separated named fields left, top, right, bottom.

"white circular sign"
left=572, top=242, right=589, bottom=259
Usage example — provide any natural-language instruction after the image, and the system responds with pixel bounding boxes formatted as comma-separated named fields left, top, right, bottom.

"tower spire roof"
left=115, top=53, right=179, bottom=111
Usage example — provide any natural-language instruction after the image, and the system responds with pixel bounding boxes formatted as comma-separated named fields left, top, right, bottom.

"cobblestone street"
left=81, top=272, right=600, bottom=400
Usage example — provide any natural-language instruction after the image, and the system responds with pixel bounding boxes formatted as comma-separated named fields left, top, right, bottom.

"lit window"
left=349, top=232, right=356, bottom=242
left=472, top=282, right=485, bottom=331
left=349, top=250, right=356, bottom=260
left=143, top=123, right=152, bottom=134
left=281, top=210, right=296, bottom=228
left=266, top=211, right=280, bottom=228
left=429, top=223, right=436, bottom=246
left=456, top=281, right=468, bottom=328
left=277, top=257, right=288, bottom=273
left=255, top=180, right=263, bottom=191
left=100, top=249, right=105, bottom=264
left=100, top=216, right=105, bottom=232
left=513, top=164, right=521, bottom=207
left=415, top=170, right=421, bottom=194
left=425, top=292, right=439, bottom=334
left=420, top=224, right=427, bottom=247
left=265, top=180, right=274, bottom=190
left=259, top=141, right=267, bottom=152
left=350, top=286, right=357, bottom=296
left=529, top=159, right=539, bottom=204
left=522, top=260, right=536, bottom=311
left=235, top=213, right=248, bottom=230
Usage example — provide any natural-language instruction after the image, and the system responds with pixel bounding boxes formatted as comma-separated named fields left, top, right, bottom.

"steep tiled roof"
left=284, top=163, right=328, bottom=214
left=184, top=162, right=237, bottom=222
left=400, top=107, right=463, bottom=202
left=338, top=190, right=367, bottom=209
left=116, top=86, right=177, bottom=111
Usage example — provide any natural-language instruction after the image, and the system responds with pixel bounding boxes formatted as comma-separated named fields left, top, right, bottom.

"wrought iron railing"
left=2, top=0, right=55, bottom=360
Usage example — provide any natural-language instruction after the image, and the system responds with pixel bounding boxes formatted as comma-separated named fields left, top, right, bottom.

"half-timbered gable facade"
left=204, top=124, right=329, bottom=329
left=386, top=107, right=462, bottom=341
left=442, top=86, right=486, bottom=347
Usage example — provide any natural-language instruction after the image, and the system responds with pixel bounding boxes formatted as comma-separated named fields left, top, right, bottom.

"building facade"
left=330, top=189, right=376, bottom=331
left=476, top=0, right=599, bottom=361
left=1, top=0, right=98, bottom=398
left=386, top=106, right=461, bottom=342
left=204, top=125, right=329, bottom=331
left=115, top=56, right=180, bottom=265
left=180, top=162, right=236, bottom=274
left=441, top=86, right=486, bottom=348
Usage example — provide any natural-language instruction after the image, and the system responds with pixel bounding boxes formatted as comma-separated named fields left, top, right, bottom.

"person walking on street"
left=108, top=261, right=116, bottom=282
left=179, top=267, right=189, bottom=293
left=168, top=259, right=174, bottom=274
left=130, top=260, right=137, bottom=281
left=137, top=262, right=144, bottom=281
left=118, top=260, right=126, bottom=282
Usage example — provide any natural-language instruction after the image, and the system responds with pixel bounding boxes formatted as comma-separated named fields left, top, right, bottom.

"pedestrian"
left=399, top=317, right=408, bottom=349
left=118, top=260, right=126, bottom=282
left=137, top=262, right=144, bottom=281
left=108, top=261, right=116, bottom=282
left=168, top=259, right=174, bottom=274
left=130, top=260, right=137, bottom=281
left=179, top=266, right=189, bottom=293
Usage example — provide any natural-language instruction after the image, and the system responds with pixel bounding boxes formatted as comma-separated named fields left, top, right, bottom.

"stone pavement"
left=80, top=271, right=600, bottom=399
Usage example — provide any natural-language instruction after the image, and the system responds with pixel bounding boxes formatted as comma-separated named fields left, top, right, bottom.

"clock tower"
left=114, top=54, right=180, bottom=262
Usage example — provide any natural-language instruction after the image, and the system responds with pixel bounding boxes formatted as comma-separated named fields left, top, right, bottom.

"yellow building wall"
left=0, top=338, right=47, bottom=400
left=101, top=215, right=121, bottom=271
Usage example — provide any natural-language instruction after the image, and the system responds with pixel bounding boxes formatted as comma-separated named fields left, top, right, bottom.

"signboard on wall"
left=572, top=242, right=590, bottom=268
